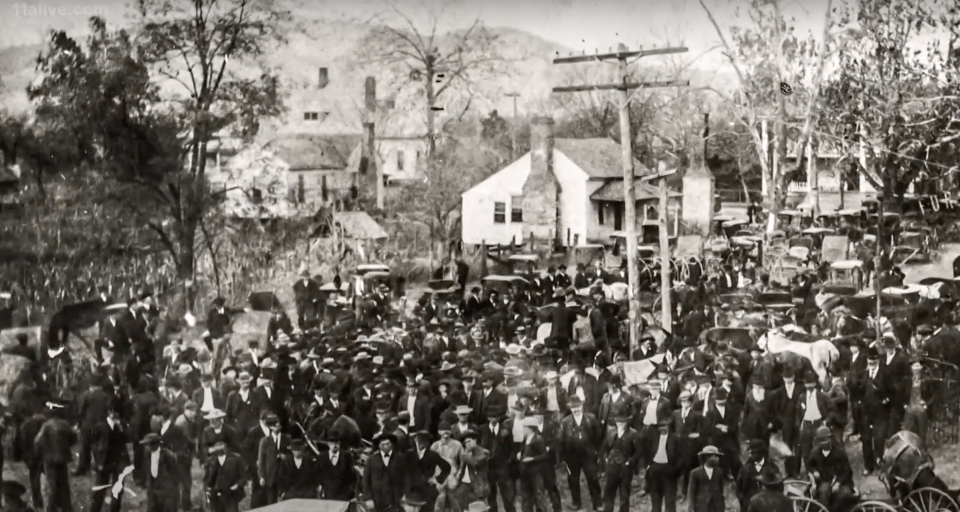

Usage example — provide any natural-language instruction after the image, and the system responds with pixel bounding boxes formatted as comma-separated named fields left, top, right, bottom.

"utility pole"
left=553, top=44, right=688, bottom=355
left=641, top=169, right=678, bottom=332
left=505, top=92, right=520, bottom=157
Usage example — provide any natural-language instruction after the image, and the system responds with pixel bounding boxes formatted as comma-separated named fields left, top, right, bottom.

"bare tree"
left=358, top=1, right=504, bottom=155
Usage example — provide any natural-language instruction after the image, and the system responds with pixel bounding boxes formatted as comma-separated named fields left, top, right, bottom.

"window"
left=397, top=150, right=405, bottom=172
left=322, top=176, right=329, bottom=202
left=614, top=203, right=624, bottom=230
left=598, top=203, right=605, bottom=225
left=493, top=202, right=506, bottom=224
left=304, top=112, right=319, bottom=121
left=510, top=196, right=523, bottom=223
left=251, top=188, right=263, bottom=203
left=297, top=174, right=305, bottom=203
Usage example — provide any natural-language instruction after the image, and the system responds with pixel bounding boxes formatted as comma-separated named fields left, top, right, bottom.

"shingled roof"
left=555, top=138, right=651, bottom=179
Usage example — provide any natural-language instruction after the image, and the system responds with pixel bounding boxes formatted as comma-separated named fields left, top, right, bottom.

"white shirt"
left=239, top=389, right=250, bottom=402
left=643, top=397, right=659, bottom=425
left=610, top=391, right=621, bottom=402
left=886, top=353, right=895, bottom=366
left=201, top=387, right=215, bottom=411
left=705, top=467, right=714, bottom=479
left=715, top=405, right=725, bottom=418
left=150, top=450, right=160, bottom=477
left=572, top=412, right=583, bottom=426
left=217, top=454, right=226, bottom=465
left=803, top=392, right=822, bottom=421
left=869, top=366, right=878, bottom=379
left=546, top=387, right=559, bottom=411
left=263, top=387, right=272, bottom=400
left=489, top=423, right=499, bottom=436
left=294, top=457, right=303, bottom=469
left=406, top=395, right=417, bottom=427
left=330, top=451, right=339, bottom=466
left=755, top=459, right=765, bottom=472
left=784, top=382, right=795, bottom=398
left=160, top=420, right=171, bottom=435
left=381, top=452, right=392, bottom=466
left=417, top=448, right=426, bottom=460
left=653, top=434, right=669, bottom=464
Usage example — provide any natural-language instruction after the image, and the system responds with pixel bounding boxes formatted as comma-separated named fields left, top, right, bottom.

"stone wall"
left=522, top=116, right=560, bottom=241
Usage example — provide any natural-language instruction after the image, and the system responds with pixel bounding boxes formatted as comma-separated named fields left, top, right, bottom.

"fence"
left=716, top=188, right=763, bottom=204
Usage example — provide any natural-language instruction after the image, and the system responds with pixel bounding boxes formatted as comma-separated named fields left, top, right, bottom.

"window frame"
left=493, top=201, right=506, bottom=224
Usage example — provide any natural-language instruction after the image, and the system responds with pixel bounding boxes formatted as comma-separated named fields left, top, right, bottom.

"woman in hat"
left=687, top=446, right=725, bottom=512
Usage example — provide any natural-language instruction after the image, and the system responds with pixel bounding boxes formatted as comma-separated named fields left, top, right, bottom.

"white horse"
left=757, top=327, right=839, bottom=385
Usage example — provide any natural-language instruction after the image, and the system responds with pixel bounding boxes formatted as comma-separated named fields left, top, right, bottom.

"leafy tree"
left=359, top=3, right=503, bottom=155
left=29, top=0, right=287, bottom=279
left=821, top=0, right=960, bottom=202
left=699, top=0, right=835, bottom=226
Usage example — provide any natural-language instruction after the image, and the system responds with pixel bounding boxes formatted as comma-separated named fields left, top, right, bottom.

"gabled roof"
left=269, top=134, right=363, bottom=171
left=591, top=178, right=683, bottom=202
left=555, top=138, right=651, bottom=179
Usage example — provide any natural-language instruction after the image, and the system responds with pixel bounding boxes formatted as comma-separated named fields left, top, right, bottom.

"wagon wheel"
left=851, top=500, right=900, bottom=512
left=905, top=487, right=960, bottom=512
left=792, top=496, right=830, bottom=512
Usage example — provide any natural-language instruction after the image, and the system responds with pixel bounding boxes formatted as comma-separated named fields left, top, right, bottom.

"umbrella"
left=329, top=415, right=362, bottom=447
left=248, top=291, right=282, bottom=312
left=249, top=499, right=350, bottom=512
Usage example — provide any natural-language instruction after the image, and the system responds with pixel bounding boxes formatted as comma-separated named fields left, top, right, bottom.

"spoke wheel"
left=905, top=487, right=960, bottom=512
left=851, top=501, right=900, bottom=512
left=792, top=496, right=830, bottom=512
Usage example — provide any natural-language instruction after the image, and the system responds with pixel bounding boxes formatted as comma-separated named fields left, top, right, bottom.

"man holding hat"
left=278, top=439, right=321, bottom=500
left=203, top=439, right=246, bottom=512
left=806, top=426, right=854, bottom=512
left=141, top=433, right=180, bottom=512
left=746, top=466, right=792, bottom=512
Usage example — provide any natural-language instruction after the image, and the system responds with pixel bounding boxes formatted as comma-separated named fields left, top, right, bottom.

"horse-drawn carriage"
left=892, top=232, right=931, bottom=265
left=827, top=261, right=865, bottom=292
left=785, top=430, right=960, bottom=512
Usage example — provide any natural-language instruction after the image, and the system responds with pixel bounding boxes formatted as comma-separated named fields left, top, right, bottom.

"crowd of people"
left=0, top=251, right=945, bottom=512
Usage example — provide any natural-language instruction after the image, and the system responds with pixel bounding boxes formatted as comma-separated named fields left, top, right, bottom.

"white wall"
left=378, top=139, right=424, bottom=181
left=553, top=151, right=591, bottom=247
left=461, top=154, right=530, bottom=245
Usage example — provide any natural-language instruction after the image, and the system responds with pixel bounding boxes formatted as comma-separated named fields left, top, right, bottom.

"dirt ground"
left=4, top=432, right=960, bottom=512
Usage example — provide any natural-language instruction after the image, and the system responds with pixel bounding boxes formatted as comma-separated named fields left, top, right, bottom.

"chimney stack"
left=364, top=77, right=377, bottom=115
left=361, top=76, right=384, bottom=209
left=522, top=116, right=561, bottom=243
left=318, top=67, right=329, bottom=89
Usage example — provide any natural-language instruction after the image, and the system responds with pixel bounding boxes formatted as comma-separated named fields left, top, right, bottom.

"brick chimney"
left=318, top=67, right=329, bottom=89
left=522, top=116, right=561, bottom=243
left=360, top=77, right=377, bottom=176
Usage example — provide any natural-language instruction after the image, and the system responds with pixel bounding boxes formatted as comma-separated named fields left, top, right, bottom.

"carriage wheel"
left=792, top=496, right=830, bottom=512
left=851, top=501, right=900, bottom=512
left=905, top=487, right=960, bottom=512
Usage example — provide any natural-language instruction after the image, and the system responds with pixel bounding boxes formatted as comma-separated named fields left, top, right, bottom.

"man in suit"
left=797, top=370, right=834, bottom=474
left=635, top=378, right=672, bottom=450
left=225, top=372, right=261, bottom=433
left=560, top=396, right=602, bottom=512
left=206, top=297, right=232, bottom=343
left=362, top=433, right=407, bottom=512
left=200, top=409, right=240, bottom=463
left=881, top=334, right=910, bottom=432
left=459, top=287, right=483, bottom=323
left=518, top=417, right=555, bottom=512
left=141, top=433, right=180, bottom=512
left=193, top=373, right=225, bottom=417
left=747, top=466, right=793, bottom=512
left=687, top=446, right=725, bottom=512
left=293, top=269, right=320, bottom=329
left=175, top=402, right=199, bottom=511
left=859, top=348, right=892, bottom=475
left=35, top=398, right=77, bottom=512
left=540, top=371, right=568, bottom=420
left=704, top=387, right=739, bottom=478
left=598, top=375, right=632, bottom=429
left=406, top=430, right=452, bottom=512
left=806, top=426, right=855, bottom=512
left=152, top=404, right=192, bottom=510
left=770, top=367, right=803, bottom=477
left=736, top=440, right=776, bottom=512
left=399, top=376, right=433, bottom=433
left=316, top=433, right=355, bottom=501
left=204, top=440, right=246, bottom=512
left=547, top=294, right=574, bottom=352
left=75, top=377, right=115, bottom=476
left=479, top=406, right=515, bottom=512
left=600, top=412, right=642, bottom=512
left=89, top=406, right=130, bottom=512
left=845, top=337, right=867, bottom=437
left=278, top=439, right=320, bottom=500
left=478, top=372, right=507, bottom=424
left=257, top=414, right=290, bottom=506
left=644, top=417, right=680, bottom=512
left=244, top=411, right=274, bottom=508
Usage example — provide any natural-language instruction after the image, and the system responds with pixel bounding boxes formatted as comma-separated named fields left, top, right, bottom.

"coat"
left=144, top=447, right=180, bottom=512
left=316, top=449, right=356, bottom=501
left=459, top=445, right=490, bottom=497
left=736, top=459, right=776, bottom=507
left=687, top=466, right=725, bottom=512
left=396, top=392, right=432, bottom=432
left=747, top=488, right=794, bottom=512
left=192, top=386, right=225, bottom=413
left=479, top=422, right=513, bottom=473
left=279, top=455, right=320, bottom=500
left=559, top=412, right=603, bottom=459
left=225, top=389, right=261, bottom=432
left=257, top=433, right=291, bottom=487
left=204, top=451, right=247, bottom=502
left=34, top=417, right=77, bottom=465
left=92, top=421, right=130, bottom=471
left=363, top=451, right=408, bottom=512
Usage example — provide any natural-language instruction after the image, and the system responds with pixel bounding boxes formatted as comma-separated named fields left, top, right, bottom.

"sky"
left=0, top=0, right=832, bottom=71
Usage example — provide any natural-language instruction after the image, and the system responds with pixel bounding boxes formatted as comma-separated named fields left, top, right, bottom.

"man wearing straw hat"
left=687, top=445, right=725, bottom=512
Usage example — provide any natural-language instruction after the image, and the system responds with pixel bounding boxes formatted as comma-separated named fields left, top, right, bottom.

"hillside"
left=0, top=10, right=732, bottom=123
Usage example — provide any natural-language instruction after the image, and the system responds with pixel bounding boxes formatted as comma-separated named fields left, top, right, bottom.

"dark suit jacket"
left=293, top=278, right=320, bottom=305
left=91, top=421, right=130, bottom=470
left=278, top=455, right=320, bottom=499
left=397, top=392, right=432, bottom=432
left=206, top=308, right=232, bottom=340
left=687, top=466, right=725, bottom=512
left=154, top=421, right=191, bottom=455
left=204, top=451, right=247, bottom=501
left=316, top=450, right=355, bottom=500
left=200, top=426, right=241, bottom=460
left=144, top=447, right=180, bottom=493
left=363, top=451, right=408, bottom=512
left=635, top=395, right=673, bottom=430
left=35, top=418, right=77, bottom=465
left=747, top=489, right=794, bottom=512
left=475, top=389, right=507, bottom=424
left=479, top=422, right=513, bottom=472
left=643, top=432, right=680, bottom=475
left=406, top=448, right=452, bottom=491
left=805, top=447, right=853, bottom=487
left=600, top=428, right=642, bottom=473
left=539, top=383, right=568, bottom=414
left=79, top=388, right=114, bottom=427
left=225, top=389, right=262, bottom=433
left=559, top=412, right=603, bottom=457
left=736, top=459, right=776, bottom=505
left=257, top=433, right=290, bottom=487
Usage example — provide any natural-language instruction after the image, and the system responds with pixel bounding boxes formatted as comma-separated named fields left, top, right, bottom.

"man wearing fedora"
left=256, top=412, right=290, bottom=506
left=363, top=432, right=407, bottom=512
left=226, top=371, right=261, bottom=434
left=478, top=404, right=515, bottom=512
left=141, top=433, right=180, bottom=512
left=316, top=432, right=356, bottom=501
left=600, top=411, right=641, bottom=512
left=687, top=445, right=725, bottom=512
left=293, top=267, right=320, bottom=330
left=735, top=439, right=775, bottom=512
left=35, top=397, right=77, bottom=512
left=204, top=439, right=246, bottom=512
left=560, top=395, right=602, bottom=512
left=747, top=466, right=792, bottom=512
